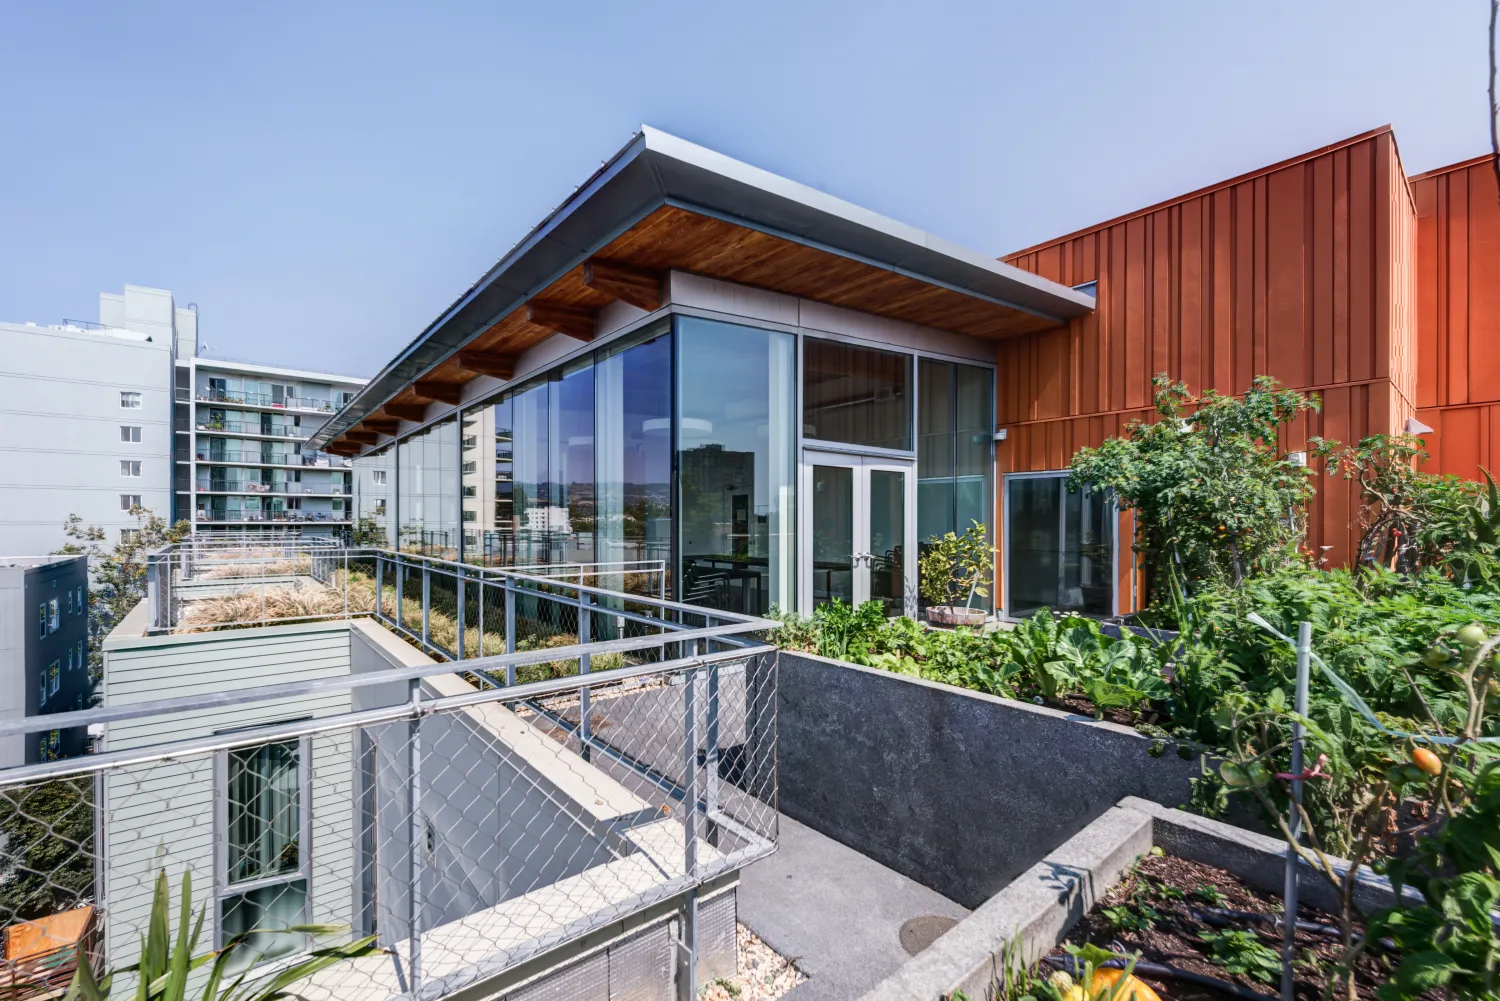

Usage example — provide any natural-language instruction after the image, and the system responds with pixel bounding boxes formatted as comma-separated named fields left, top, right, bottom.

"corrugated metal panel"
left=996, top=130, right=1423, bottom=604
left=1412, top=157, right=1500, bottom=479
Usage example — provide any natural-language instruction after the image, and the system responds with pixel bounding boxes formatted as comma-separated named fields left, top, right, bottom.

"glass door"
left=803, top=451, right=916, bottom=617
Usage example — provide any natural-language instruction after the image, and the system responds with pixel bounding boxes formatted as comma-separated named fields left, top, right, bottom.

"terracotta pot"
left=925, top=605, right=987, bottom=627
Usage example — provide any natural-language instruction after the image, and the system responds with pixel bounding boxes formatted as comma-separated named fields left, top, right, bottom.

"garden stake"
left=1281, top=619, right=1311, bottom=1001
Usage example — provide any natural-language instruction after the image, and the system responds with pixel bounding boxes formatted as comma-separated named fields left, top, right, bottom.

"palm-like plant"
left=65, top=871, right=379, bottom=1001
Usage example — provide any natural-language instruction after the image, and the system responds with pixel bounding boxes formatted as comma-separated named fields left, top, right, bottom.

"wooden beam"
left=456, top=350, right=517, bottom=380
left=362, top=419, right=400, bottom=436
left=525, top=301, right=596, bottom=341
left=411, top=380, right=463, bottom=405
left=382, top=402, right=428, bottom=422
left=583, top=260, right=662, bottom=311
left=343, top=430, right=379, bottom=445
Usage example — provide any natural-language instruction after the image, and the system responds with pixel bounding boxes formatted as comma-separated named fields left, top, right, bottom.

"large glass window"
left=803, top=337, right=912, bottom=451
left=397, top=418, right=458, bottom=558
left=353, top=446, right=394, bottom=547
left=461, top=397, right=514, bottom=565
left=1004, top=474, right=1115, bottom=619
left=554, top=359, right=596, bottom=565
left=510, top=378, right=553, bottom=564
left=220, top=739, right=306, bottom=971
left=677, top=317, right=796, bottom=615
left=596, top=327, right=672, bottom=572
left=918, top=359, right=994, bottom=541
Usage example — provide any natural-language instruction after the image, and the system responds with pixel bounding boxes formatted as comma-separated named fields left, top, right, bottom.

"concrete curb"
left=858, top=798, right=1414, bottom=1001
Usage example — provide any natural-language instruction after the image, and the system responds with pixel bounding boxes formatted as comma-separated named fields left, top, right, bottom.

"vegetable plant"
left=1195, top=927, right=1281, bottom=984
left=918, top=520, right=994, bottom=609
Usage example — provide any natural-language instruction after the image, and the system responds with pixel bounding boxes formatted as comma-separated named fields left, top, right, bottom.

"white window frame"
left=120, top=391, right=143, bottom=409
left=120, top=460, right=142, bottom=478
left=120, top=425, right=143, bottom=443
left=213, top=736, right=313, bottom=952
left=120, top=494, right=142, bottom=511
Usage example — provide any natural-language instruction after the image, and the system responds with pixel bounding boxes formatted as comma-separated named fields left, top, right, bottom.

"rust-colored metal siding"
left=1411, top=156, right=1500, bottom=481
left=996, top=128, right=1419, bottom=610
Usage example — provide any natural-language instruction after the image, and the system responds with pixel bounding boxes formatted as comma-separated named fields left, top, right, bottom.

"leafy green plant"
left=65, top=870, right=379, bottom=1000
left=1196, top=927, right=1281, bottom=984
left=811, top=598, right=888, bottom=661
left=1191, top=884, right=1228, bottom=908
left=1069, top=374, right=1318, bottom=605
left=918, top=520, right=994, bottom=608
left=1098, top=902, right=1159, bottom=933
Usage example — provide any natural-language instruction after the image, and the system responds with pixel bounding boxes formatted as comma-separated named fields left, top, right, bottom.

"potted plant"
left=918, top=520, right=993, bottom=627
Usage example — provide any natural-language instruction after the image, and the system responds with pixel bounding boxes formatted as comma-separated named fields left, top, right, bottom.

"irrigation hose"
left=1044, top=954, right=1271, bottom=1001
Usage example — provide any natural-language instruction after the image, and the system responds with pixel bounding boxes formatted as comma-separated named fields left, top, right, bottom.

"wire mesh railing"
left=0, top=584, right=779, bottom=1000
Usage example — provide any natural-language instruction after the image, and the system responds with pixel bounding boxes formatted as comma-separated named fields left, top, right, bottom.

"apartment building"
left=0, top=556, right=90, bottom=766
left=176, top=356, right=364, bottom=537
left=0, top=313, right=173, bottom=556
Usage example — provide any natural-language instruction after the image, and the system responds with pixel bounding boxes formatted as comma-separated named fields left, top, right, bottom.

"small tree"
left=0, top=777, right=95, bottom=922
left=917, top=521, right=993, bottom=609
left=1069, top=374, right=1319, bottom=606
left=55, top=506, right=190, bottom=670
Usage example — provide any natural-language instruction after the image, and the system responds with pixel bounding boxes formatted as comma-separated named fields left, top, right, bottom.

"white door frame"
left=798, top=448, right=918, bottom=618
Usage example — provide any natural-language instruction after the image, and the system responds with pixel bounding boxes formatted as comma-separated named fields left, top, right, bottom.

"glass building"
left=323, top=127, right=1098, bottom=619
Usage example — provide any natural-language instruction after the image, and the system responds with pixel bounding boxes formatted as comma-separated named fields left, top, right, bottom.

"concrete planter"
left=925, top=605, right=986, bottom=627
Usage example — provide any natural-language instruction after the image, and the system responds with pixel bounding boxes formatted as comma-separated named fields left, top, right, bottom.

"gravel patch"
left=700, top=923, right=805, bottom=1001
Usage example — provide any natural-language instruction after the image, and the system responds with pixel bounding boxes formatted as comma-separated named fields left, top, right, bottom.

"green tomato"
left=1423, top=645, right=1455, bottom=669
left=1221, top=761, right=1272, bottom=789
left=1456, top=623, right=1488, bottom=650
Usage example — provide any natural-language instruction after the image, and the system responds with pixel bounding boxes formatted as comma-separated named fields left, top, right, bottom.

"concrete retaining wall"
left=775, top=651, right=1204, bottom=908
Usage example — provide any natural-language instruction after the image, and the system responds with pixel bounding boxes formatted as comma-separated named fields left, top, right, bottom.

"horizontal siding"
left=101, top=624, right=356, bottom=972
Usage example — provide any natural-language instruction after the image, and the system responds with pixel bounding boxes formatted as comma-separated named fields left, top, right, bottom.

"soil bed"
left=1047, top=851, right=1391, bottom=1000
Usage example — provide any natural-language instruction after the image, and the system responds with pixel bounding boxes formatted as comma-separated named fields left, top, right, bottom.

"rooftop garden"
left=771, top=374, right=1500, bottom=1000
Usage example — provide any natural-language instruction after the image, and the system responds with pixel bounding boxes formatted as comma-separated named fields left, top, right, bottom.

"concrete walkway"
left=737, top=815, right=970, bottom=1001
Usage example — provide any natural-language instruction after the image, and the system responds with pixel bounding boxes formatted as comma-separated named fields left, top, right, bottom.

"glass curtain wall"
left=596, top=327, right=672, bottom=572
left=677, top=317, right=796, bottom=615
left=510, top=378, right=553, bottom=563
left=397, top=417, right=458, bottom=558
left=917, top=359, right=994, bottom=606
left=802, top=338, right=912, bottom=450
left=1005, top=474, right=1115, bottom=618
left=554, top=359, right=596, bottom=565
left=352, top=446, right=394, bottom=546
left=460, top=397, right=513, bottom=565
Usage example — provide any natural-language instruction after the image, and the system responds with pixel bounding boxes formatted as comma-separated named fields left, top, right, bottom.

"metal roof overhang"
left=310, top=126, right=1095, bottom=450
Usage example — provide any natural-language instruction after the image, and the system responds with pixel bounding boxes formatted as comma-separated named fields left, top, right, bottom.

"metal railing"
left=193, top=449, right=350, bottom=468
left=195, top=510, right=350, bottom=524
left=195, top=421, right=311, bottom=439
left=196, top=480, right=352, bottom=496
left=0, top=596, right=777, bottom=999
left=195, top=389, right=340, bottom=412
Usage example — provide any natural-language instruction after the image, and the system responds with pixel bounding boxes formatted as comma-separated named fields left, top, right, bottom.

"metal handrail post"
left=677, top=647, right=700, bottom=1001
left=375, top=555, right=385, bottom=625
left=342, top=550, right=349, bottom=620
left=706, top=658, right=720, bottom=824
left=578, top=579, right=591, bottom=762
left=504, top=576, right=516, bottom=687
left=421, top=564, right=431, bottom=650
left=456, top=568, right=466, bottom=661
left=476, top=572, right=485, bottom=658
left=406, top=676, right=423, bottom=991
left=394, top=558, right=404, bottom=634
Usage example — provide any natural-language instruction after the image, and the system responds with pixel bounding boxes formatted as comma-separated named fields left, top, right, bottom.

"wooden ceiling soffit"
left=362, top=419, right=400, bottom=436
left=343, top=430, right=379, bottom=445
left=583, top=260, right=662, bottom=311
left=382, top=402, right=428, bottom=422
left=411, top=380, right=464, bottom=405
left=525, top=301, right=596, bottom=341
left=456, top=350, right=517, bottom=380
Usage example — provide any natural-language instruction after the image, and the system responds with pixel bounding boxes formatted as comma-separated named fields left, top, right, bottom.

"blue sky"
left=1, top=2, right=1492, bottom=377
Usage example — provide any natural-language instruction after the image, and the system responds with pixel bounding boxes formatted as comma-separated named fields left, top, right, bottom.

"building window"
left=120, top=460, right=142, bottom=477
left=66, top=590, right=73, bottom=615
left=373, top=499, right=386, bottom=516
left=220, top=739, right=308, bottom=969
left=120, top=494, right=142, bottom=511
left=67, top=648, right=74, bottom=672
left=120, top=391, right=142, bottom=409
left=371, top=470, right=386, bottom=485
left=918, top=359, right=994, bottom=607
left=121, top=529, right=139, bottom=543
left=49, top=662, right=60, bottom=695
left=47, top=599, right=60, bottom=634
left=802, top=337, right=912, bottom=451
left=1003, top=473, right=1115, bottom=619
left=120, top=425, right=143, bottom=443
left=77, top=640, right=84, bottom=668
left=38, top=670, right=46, bottom=706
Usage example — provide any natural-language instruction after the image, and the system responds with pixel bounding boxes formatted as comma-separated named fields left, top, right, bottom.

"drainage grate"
left=899, top=914, right=959, bottom=956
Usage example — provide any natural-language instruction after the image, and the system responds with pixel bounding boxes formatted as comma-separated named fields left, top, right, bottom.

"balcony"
left=195, top=509, right=351, bottom=523
left=196, top=480, right=353, bottom=496
left=190, top=450, right=351, bottom=468
left=195, top=389, right=340, bottom=413
left=195, top=420, right=310, bottom=439
left=0, top=544, right=775, bottom=1000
